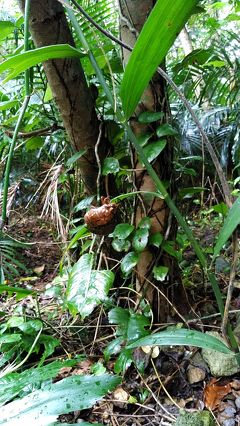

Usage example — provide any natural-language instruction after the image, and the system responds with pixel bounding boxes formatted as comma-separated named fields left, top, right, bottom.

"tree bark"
left=18, top=0, right=102, bottom=195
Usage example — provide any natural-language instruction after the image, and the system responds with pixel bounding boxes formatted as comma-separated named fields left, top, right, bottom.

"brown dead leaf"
left=204, top=378, right=231, bottom=410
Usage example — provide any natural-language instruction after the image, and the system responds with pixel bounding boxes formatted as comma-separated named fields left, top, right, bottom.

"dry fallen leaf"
left=204, top=378, right=231, bottom=410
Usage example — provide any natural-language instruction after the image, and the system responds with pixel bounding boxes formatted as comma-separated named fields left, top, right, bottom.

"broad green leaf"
left=156, top=124, right=178, bottom=138
left=132, top=228, right=149, bottom=252
left=102, top=157, right=120, bottom=175
left=110, top=223, right=134, bottom=239
left=25, top=136, right=44, bottom=151
left=153, top=265, right=169, bottom=281
left=120, top=0, right=198, bottom=118
left=121, top=252, right=139, bottom=275
left=0, top=21, right=15, bottom=41
left=0, top=334, right=21, bottom=344
left=0, top=44, right=83, bottom=82
left=138, top=111, right=164, bottom=123
left=138, top=217, right=151, bottom=229
left=213, top=197, right=240, bottom=259
left=108, top=307, right=130, bottom=336
left=0, top=360, right=76, bottom=406
left=212, top=203, right=228, bottom=217
left=162, top=241, right=181, bottom=260
left=149, top=232, right=163, bottom=248
left=114, top=348, right=133, bottom=374
left=0, top=100, right=18, bottom=111
left=104, top=337, right=122, bottom=360
left=142, top=140, right=167, bottom=163
left=137, top=133, right=153, bottom=147
left=112, top=238, right=131, bottom=252
left=0, top=374, right=121, bottom=426
left=66, top=254, right=114, bottom=318
left=66, top=149, right=87, bottom=168
left=127, top=328, right=233, bottom=354
left=127, top=314, right=150, bottom=341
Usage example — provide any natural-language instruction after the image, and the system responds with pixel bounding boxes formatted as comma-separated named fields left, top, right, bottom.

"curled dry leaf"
left=84, top=196, right=119, bottom=235
left=204, top=378, right=231, bottom=410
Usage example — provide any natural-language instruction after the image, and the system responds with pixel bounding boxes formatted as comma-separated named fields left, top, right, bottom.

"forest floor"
left=2, top=207, right=240, bottom=426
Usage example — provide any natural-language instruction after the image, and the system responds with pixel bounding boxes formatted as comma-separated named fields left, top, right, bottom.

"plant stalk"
left=1, top=0, right=31, bottom=226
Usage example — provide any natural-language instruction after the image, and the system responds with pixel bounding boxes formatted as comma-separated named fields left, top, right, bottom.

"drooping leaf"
left=121, top=252, right=139, bottom=275
left=0, top=374, right=121, bottom=426
left=102, top=157, right=120, bottom=175
left=127, top=328, right=233, bottom=354
left=213, top=197, right=240, bottom=259
left=132, top=228, right=149, bottom=252
left=120, top=0, right=198, bottom=118
left=66, top=254, right=114, bottom=318
left=0, top=44, right=84, bottom=82
left=142, top=140, right=167, bottom=163
left=110, top=223, right=134, bottom=239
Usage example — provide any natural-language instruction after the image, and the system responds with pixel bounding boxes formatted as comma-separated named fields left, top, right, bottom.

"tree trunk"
left=118, top=0, right=187, bottom=320
left=18, top=0, right=103, bottom=195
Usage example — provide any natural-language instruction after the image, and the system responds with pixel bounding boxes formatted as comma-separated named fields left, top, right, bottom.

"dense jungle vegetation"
left=0, top=0, right=239, bottom=424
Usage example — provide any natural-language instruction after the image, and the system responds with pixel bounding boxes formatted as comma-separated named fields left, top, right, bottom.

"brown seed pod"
left=84, top=196, right=118, bottom=235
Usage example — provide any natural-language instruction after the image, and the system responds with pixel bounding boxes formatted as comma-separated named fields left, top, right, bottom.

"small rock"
left=187, top=366, right=206, bottom=384
left=202, top=332, right=240, bottom=377
left=235, top=396, right=240, bottom=409
left=222, top=420, right=235, bottom=426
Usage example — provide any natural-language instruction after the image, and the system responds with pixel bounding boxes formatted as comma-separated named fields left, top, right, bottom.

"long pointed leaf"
left=0, top=45, right=83, bottom=82
left=127, top=328, right=232, bottom=354
left=213, top=197, right=240, bottom=259
left=0, top=374, right=120, bottom=426
left=120, top=0, right=198, bottom=118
